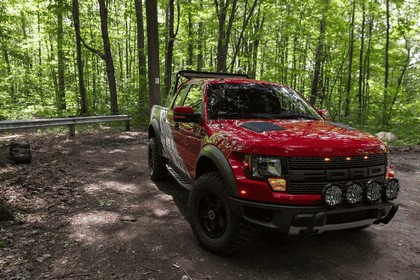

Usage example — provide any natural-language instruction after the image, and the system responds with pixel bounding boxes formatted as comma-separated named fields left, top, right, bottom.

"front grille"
left=326, top=210, right=372, bottom=225
left=286, top=153, right=387, bottom=195
left=287, top=154, right=386, bottom=169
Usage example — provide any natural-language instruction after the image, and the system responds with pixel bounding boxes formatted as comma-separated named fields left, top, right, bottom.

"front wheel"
left=148, top=137, right=168, bottom=180
left=188, top=172, right=256, bottom=256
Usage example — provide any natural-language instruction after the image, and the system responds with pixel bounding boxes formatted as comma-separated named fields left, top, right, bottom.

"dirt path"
left=1, top=130, right=419, bottom=280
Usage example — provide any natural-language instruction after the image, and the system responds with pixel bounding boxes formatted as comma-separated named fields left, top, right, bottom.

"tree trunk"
left=72, top=0, right=88, bottom=115
left=216, top=0, right=238, bottom=72
left=187, top=0, right=193, bottom=67
left=387, top=37, right=410, bottom=124
left=145, top=0, right=161, bottom=108
left=363, top=10, right=375, bottom=123
left=2, top=47, right=15, bottom=99
left=310, top=3, right=328, bottom=105
left=134, top=0, right=148, bottom=107
left=250, top=12, right=263, bottom=79
left=98, top=0, right=118, bottom=114
left=344, top=0, right=355, bottom=118
left=357, top=1, right=366, bottom=124
left=197, top=24, right=204, bottom=70
left=382, top=0, right=390, bottom=127
left=57, top=0, right=66, bottom=111
left=229, top=0, right=258, bottom=73
left=164, top=0, right=175, bottom=97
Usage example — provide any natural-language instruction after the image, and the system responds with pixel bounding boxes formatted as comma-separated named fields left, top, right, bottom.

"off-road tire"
left=188, top=172, right=256, bottom=256
left=148, top=138, right=168, bottom=181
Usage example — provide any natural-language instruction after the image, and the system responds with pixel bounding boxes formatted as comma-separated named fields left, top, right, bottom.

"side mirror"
left=317, top=109, right=329, bottom=120
left=173, top=106, right=201, bottom=123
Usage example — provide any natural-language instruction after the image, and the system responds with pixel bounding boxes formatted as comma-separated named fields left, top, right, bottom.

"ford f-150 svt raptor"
left=148, top=70, right=399, bottom=255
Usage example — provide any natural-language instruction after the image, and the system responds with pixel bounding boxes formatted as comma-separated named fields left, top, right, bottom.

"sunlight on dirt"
left=84, top=181, right=140, bottom=195
left=69, top=211, right=120, bottom=243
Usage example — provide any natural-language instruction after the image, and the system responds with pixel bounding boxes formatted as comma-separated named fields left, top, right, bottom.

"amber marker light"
left=364, top=155, right=369, bottom=160
left=324, top=157, right=331, bottom=162
left=346, top=157, right=352, bottom=161
left=239, top=189, right=248, bottom=196
left=268, top=178, right=287, bottom=192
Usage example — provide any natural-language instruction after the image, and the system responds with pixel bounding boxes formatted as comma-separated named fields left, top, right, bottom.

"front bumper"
left=229, top=197, right=398, bottom=234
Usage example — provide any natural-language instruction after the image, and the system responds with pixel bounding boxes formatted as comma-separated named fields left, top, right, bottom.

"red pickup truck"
left=148, top=70, right=399, bottom=255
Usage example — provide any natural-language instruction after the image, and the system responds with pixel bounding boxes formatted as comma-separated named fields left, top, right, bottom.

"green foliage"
left=0, top=0, right=418, bottom=145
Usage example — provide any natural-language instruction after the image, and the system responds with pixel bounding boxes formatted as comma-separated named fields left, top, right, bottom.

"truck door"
left=172, top=84, right=203, bottom=179
left=165, top=84, right=191, bottom=173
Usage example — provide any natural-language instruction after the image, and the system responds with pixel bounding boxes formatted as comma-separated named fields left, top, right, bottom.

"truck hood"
left=207, top=119, right=387, bottom=157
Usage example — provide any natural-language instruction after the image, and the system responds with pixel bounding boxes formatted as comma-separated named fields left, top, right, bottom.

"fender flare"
left=197, top=145, right=238, bottom=197
left=148, top=119, right=164, bottom=156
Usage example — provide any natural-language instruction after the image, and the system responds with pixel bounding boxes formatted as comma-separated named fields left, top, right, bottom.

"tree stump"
left=9, top=142, right=32, bottom=164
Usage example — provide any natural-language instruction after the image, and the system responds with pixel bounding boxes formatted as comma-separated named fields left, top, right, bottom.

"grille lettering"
left=289, top=165, right=385, bottom=182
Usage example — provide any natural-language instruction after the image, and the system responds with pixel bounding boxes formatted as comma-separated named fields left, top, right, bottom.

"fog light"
left=346, top=183, right=363, bottom=205
left=268, top=178, right=287, bottom=191
left=384, top=179, right=399, bottom=200
left=366, top=181, right=382, bottom=202
left=323, top=184, right=343, bottom=207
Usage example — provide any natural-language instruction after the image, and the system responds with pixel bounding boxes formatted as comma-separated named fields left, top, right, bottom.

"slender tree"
left=145, top=0, right=161, bottom=107
left=357, top=1, right=366, bottom=124
left=215, top=0, right=238, bottom=72
left=134, top=0, right=147, bottom=106
left=382, top=0, right=391, bottom=126
left=98, top=0, right=118, bottom=114
left=57, top=0, right=66, bottom=110
left=344, top=0, right=356, bottom=117
left=72, top=0, right=88, bottom=115
left=163, top=0, right=177, bottom=96
left=310, top=1, right=329, bottom=105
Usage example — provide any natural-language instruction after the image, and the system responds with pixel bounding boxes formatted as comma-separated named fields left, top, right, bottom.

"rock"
left=375, top=132, right=398, bottom=142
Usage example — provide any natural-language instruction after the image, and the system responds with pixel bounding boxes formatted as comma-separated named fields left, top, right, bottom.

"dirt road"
left=1, top=130, right=419, bottom=280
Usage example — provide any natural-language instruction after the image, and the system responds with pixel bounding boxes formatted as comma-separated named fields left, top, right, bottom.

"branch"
left=72, top=0, right=105, bottom=60
left=78, top=33, right=105, bottom=60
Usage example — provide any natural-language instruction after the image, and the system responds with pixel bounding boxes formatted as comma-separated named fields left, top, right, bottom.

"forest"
left=0, top=0, right=419, bottom=144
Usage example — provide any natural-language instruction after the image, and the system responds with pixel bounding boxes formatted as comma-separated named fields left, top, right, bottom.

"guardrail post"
left=68, top=124, right=75, bottom=137
left=125, top=119, right=130, bottom=131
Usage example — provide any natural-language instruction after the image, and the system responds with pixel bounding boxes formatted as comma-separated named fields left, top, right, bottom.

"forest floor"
left=0, top=129, right=419, bottom=280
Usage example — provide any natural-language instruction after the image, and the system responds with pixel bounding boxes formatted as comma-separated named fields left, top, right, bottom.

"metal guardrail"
left=0, top=115, right=131, bottom=137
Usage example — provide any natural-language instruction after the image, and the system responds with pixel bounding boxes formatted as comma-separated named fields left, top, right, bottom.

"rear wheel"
left=148, top=137, right=168, bottom=180
left=188, top=172, right=256, bottom=256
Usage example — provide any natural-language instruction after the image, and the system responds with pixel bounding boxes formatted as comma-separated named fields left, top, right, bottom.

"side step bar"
left=166, top=164, right=193, bottom=191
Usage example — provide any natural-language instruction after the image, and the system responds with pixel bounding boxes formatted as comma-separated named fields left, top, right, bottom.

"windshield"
left=207, top=83, right=322, bottom=120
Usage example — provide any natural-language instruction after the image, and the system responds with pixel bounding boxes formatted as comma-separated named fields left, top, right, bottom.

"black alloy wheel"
left=197, top=192, right=228, bottom=239
left=188, top=172, right=257, bottom=255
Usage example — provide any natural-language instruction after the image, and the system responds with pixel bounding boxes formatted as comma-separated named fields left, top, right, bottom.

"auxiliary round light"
left=323, top=184, right=343, bottom=207
left=346, top=183, right=363, bottom=205
left=384, top=179, right=399, bottom=200
left=366, top=181, right=382, bottom=202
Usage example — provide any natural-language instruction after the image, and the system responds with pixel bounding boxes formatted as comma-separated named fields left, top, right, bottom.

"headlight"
left=251, top=156, right=282, bottom=178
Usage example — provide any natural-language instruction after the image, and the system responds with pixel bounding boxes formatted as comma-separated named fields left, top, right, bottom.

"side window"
left=172, top=84, right=190, bottom=108
left=183, top=84, right=202, bottom=112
